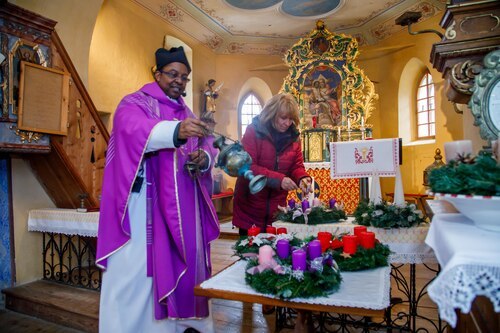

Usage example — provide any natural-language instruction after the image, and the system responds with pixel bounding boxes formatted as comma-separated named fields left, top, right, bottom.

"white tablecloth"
left=28, top=208, right=99, bottom=237
left=274, top=218, right=436, bottom=264
left=425, top=213, right=500, bottom=328
left=201, top=260, right=391, bottom=310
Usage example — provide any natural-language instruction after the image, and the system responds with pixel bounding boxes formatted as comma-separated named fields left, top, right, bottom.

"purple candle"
left=288, top=198, right=296, bottom=209
left=276, top=239, right=290, bottom=259
left=329, top=198, right=337, bottom=208
left=308, top=240, right=322, bottom=260
left=292, top=249, right=307, bottom=271
left=301, top=199, right=310, bottom=211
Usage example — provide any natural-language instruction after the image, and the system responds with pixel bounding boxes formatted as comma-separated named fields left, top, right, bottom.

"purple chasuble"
left=96, top=82, right=220, bottom=319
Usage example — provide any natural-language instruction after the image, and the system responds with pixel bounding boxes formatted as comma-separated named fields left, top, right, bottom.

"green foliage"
left=353, top=200, right=426, bottom=228
left=428, top=153, right=500, bottom=196
left=244, top=259, right=342, bottom=299
left=331, top=242, right=391, bottom=271
left=273, top=206, right=347, bottom=225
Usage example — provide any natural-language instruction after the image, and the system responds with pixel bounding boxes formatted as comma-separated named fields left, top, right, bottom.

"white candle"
left=308, top=177, right=315, bottom=206
left=444, top=140, right=473, bottom=163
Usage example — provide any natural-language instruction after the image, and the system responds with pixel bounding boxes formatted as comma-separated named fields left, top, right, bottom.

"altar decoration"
left=428, top=151, right=500, bottom=232
left=273, top=198, right=347, bottom=225
left=428, top=152, right=500, bottom=196
left=352, top=200, right=426, bottom=228
left=330, top=138, right=405, bottom=206
left=244, top=237, right=342, bottom=299
left=235, top=228, right=390, bottom=299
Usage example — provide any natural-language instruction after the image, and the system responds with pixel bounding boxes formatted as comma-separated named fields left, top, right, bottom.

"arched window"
left=239, top=93, right=262, bottom=137
left=416, top=71, right=435, bottom=139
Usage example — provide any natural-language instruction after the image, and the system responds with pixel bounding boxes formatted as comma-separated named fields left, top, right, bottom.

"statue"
left=201, top=79, right=223, bottom=125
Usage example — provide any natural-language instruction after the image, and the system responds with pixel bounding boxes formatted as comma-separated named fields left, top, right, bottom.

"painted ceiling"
left=134, top=0, right=446, bottom=55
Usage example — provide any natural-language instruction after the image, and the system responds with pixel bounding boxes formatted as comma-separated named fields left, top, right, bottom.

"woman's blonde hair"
left=259, top=93, right=300, bottom=127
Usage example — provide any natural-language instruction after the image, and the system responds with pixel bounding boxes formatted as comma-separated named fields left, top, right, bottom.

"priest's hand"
left=281, top=177, right=299, bottom=191
left=178, top=118, right=208, bottom=139
left=188, top=149, right=209, bottom=170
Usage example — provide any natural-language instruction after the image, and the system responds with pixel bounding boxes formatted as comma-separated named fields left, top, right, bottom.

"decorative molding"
left=450, top=60, right=483, bottom=95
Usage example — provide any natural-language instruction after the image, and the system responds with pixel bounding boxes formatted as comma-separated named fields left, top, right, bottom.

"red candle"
left=266, top=226, right=277, bottom=235
left=277, top=227, right=287, bottom=234
left=342, top=235, right=358, bottom=255
left=317, top=232, right=332, bottom=252
left=360, top=231, right=375, bottom=249
left=248, top=225, right=260, bottom=237
left=353, top=226, right=367, bottom=238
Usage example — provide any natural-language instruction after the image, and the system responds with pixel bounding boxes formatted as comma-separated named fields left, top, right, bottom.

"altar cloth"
left=200, top=260, right=391, bottom=310
left=425, top=213, right=500, bottom=327
left=28, top=208, right=99, bottom=237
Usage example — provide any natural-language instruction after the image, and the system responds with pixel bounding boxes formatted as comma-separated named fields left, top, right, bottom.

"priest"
left=96, top=46, right=219, bottom=333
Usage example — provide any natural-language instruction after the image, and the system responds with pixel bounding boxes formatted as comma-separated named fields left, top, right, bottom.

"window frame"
left=415, top=71, right=436, bottom=140
left=238, top=92, right=263, bottom=139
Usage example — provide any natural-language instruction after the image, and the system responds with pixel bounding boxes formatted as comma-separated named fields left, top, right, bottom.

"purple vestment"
left=96, top=82, right=220, bottom=319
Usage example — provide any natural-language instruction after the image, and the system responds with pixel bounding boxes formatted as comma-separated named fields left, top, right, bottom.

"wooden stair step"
left=2, top=280, right=99, bottom=333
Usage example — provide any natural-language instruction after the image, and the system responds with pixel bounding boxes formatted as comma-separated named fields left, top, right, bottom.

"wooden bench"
left=211, top=189, right=234, bottom=222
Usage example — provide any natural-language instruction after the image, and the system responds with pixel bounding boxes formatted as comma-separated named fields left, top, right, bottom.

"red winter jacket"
left=232, top=118, right=309, bottom=230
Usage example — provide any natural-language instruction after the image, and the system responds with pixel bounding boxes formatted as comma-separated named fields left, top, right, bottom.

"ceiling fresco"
left=134, top=0, right=446, bottom=55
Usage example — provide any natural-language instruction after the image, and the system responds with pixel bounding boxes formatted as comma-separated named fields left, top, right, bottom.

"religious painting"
left=281, top=20, right=378, bottom=133
left=301, top=65, right=343, bottom=129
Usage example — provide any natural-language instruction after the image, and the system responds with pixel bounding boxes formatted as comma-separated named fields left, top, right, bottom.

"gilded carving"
left=9, top=125, right=42, bottom=143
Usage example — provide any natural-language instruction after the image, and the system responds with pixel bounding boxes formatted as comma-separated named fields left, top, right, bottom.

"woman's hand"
left=281, top=177, right=299, bottom=191
left=299, top=177, right=313, bottom=194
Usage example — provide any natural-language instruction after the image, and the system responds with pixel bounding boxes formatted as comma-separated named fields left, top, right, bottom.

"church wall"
left=357, top=14, right=465, bottom=196
left=11, top=159, right=54, bottom=283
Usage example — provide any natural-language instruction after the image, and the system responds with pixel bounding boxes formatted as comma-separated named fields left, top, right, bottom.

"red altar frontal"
left=287, top=162, right=360, bottom=214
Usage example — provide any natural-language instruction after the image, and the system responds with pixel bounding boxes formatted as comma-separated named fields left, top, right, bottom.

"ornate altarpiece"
left=282, top=21, right=378, bottom=163
left=282, top=21, right=378, bottom=213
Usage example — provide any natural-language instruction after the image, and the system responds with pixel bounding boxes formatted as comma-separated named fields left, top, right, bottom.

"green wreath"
left=353, top=200, right=426, bottom=228
left=245, top=257, right=342, bottom=299
left=273, top=206, right=347, bottom=225
left=428, top=153, right=500, bottom=196
left=330, top=242, right=391, bottom=271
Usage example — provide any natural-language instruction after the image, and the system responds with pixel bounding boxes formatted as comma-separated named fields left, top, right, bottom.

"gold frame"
left=281, top=21, right=378, bottom=132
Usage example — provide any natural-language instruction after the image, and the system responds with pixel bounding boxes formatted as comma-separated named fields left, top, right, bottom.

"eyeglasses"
left=159, top=70, right=191, bottom=83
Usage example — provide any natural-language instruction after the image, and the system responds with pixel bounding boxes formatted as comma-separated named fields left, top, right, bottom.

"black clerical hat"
left=155, top=46, right=191, bottom=72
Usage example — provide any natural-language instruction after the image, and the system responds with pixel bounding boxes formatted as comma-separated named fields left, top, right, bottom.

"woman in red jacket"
left=232, top=93, right=312, bottom=234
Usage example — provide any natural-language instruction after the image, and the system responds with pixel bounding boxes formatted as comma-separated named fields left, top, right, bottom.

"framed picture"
left=17, top=61, right=70, bottom=135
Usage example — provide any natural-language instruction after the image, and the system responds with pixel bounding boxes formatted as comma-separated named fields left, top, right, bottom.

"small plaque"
left=18, top=61, right=70, bottom=135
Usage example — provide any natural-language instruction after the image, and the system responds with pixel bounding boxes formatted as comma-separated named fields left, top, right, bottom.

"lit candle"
left=277, top=227, right=287, bottom=234
left=301, top=199, right=310, bottom=211
left=308, top=240, right=322, bottom=260
left=353, top=226, right=367, bottom=238
left=258, top=245, right=274, bottom=266
left=276, top=239, right=290, bottom=259
left=288, top=198, right=296, bottom=209
left=444, top=140, right=473, bottom=163
left=248, top=225, right=260, bottom=237
left=266, top=226, right=277, bottom=235
left=360, top=231, right=375, bottom=249
left=342, top=235, right=358, bottom=255
left=292, top=249, right=307, bottom=271
left=329, top=198, right=337, bottom=209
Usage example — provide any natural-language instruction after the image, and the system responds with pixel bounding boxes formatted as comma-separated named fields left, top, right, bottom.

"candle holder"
left=213, top=135, right=267, bottom=194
